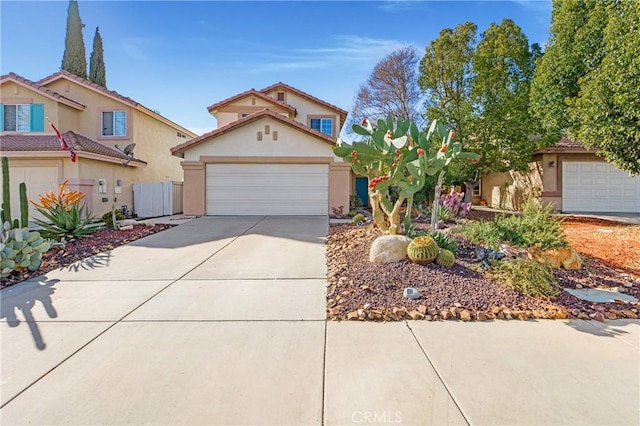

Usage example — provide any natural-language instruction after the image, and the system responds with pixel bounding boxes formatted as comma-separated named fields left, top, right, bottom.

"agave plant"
left=31, top=180, right=95, bottom=239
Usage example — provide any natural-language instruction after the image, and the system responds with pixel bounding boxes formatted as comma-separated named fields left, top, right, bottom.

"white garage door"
left=206, top=164, right=329, bottom=215
left=563, top=162, right=640, bottom=213
left=0, top=166, right=59, bottom=222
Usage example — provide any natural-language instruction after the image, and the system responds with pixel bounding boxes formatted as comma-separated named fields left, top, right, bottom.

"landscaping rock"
left=403, top=287, right=421, bottom=300
left=562, top=250, right=583, bottom=270
left=119, top=225, right=134, bottom=231
left=347, top=311, right=359, bottom=321
left=369, top=235, right=412, bottom=263
left=407, top=310, right=424, bottom=320
left=118, top=219, right=138, bottom=227
left=460, top=309, right=471, bottom=321
left=476, top=312, right=488, bottom=321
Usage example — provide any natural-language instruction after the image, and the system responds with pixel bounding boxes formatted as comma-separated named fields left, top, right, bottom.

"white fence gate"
left=133, top=181, right=183, bottom=218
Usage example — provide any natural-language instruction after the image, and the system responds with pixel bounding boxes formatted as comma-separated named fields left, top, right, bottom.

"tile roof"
left=36, top=70, right=196, bottom=137
left=171, top=108, right=336, bottom=156
left=0, top=72, right=85, bottom=110
left=0, top=131, right=146, bottom=165
left=37, top=70, right=138, bottom=107
left=206, top=89, right=296, bottom=114
left=260, top=82, right=348, bottom=118
left=534, top=135, right=595, bottom=154
left=555, top=135, right=586, bottom=149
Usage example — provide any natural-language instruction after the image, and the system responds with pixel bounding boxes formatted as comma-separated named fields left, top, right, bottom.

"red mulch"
left=1, top=224, right=174, bottom=289
left=562, top=216, right=640, bottom=277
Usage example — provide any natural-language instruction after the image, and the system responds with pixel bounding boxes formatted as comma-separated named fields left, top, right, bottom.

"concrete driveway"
left=1, top=216, right=639, bottom=425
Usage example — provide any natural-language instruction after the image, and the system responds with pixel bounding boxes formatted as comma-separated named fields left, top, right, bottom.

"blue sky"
left=1, top=0, right=552, bottom=135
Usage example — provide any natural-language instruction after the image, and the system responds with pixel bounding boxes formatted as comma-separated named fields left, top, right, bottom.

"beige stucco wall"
left=481, top=161, right=543, bottom=211
left=44, top=79, right=126, bottom=139
left=182, top=162, right=205, bottom=216
left=178, top=115, right=351, bottom=216
left=77, top=157, right=142, bottom=217
left=272, top=91, right=340, bottom=136
left=183, top=117, right=339, bottom=161
left=131, top=109, right=184, bottom=182
left=0, top=82, right=61, bottom=134
left=214, top=112, right=238, bottom=128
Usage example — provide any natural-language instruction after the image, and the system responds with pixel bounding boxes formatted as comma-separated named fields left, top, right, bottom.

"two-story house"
left=171, top=82, right=351, bottom=216
left=0, top=71, right=196, bottom=219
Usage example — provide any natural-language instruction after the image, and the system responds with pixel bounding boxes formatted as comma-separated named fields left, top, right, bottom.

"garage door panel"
left=1, top=166, right=59, bottom=222
left=563, top=161, right=640, bottom=213
left=206, top=164, right=328, bottom=215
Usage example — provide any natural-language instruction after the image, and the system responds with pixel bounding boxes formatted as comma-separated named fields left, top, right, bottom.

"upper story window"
left=310, top=117, right=333, bottom=136
left=276, top=91, right=285, bottom=102
left=102, top=110, right=127, bottom=136
left=0, top=103, right=44, bottom=132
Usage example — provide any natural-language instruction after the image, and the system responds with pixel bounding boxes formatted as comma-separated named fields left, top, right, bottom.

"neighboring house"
left=480, top=136, right=640, bottom=213
left=0, top=71, right=196, bottom=219
left=171, top=82, right=351, bottom=215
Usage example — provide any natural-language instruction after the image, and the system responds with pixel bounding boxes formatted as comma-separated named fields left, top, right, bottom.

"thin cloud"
left=231, top=35, right=416, bottom=75
left=378, top=0, right=422, bottom=11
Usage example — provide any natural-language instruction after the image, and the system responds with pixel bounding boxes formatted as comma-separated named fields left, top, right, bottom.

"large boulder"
left=369, top=235, right=412, bottom=263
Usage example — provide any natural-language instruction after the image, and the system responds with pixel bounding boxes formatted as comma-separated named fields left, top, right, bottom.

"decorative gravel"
left=326, top=223, right=640, bottom=322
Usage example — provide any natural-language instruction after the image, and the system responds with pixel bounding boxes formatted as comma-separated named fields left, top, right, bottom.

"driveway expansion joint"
left=404, top=320, right=471, bottom=426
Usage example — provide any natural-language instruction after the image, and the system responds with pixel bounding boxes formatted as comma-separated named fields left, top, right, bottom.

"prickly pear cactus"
left=436, top=249, right=455, bottom=267
left=407, top=236, right=439, bottom=264
left=1, top=222, right=51, bottom=278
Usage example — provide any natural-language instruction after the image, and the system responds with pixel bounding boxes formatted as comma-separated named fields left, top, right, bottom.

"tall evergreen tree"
left=61, top=0, right=87, bottom=78
left=89, top=27, right=107, bottom=87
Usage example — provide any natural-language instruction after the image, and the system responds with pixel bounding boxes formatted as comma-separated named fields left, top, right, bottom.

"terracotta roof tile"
left=171, top=108, right=336, bottom=156
left=0, top=72, right=85, bottom=110
left=206, top=89, right=296, bottom=113
left=0, top=131, right=146, bottom=164
left=36, top=70, right=196, bottom=137
left=260, top=82, right=348, bottom=118
left=555, top=135, right=585, bottom=149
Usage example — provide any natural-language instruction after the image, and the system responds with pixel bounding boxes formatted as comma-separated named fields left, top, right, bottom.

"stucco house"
left=480, top=135, right=640, bottom=213
left=0, top=71, right=196, bottom=219
left=171, top=82, right=351, bottom=216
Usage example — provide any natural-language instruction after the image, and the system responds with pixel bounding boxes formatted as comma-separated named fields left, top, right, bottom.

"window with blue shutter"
left=0, top=103, right=44, bottom=132
left=30, top=104, right=44, bottom=132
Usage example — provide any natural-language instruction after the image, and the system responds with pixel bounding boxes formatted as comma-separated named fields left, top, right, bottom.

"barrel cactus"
left=352, top=213, right=365, bottom=225
left=436, top=249, right=455, bottom=267
left=407, top=236, right=439, bottom=264
left=1, top=222, right=51, bottom=278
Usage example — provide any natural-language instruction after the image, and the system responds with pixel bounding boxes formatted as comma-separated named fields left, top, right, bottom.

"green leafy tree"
left=470, top=19, right=537, bottom=173
left=529, top=0, right=608, bottom=146
left=570, top=1, right=640, bottom=175
left=61, top=0, right=87, bottom=79
left=419, top=22, right=477, bottom=148
left=418, top=22, right=477, bottom=196
left=89, top=27, right=107, bottom=87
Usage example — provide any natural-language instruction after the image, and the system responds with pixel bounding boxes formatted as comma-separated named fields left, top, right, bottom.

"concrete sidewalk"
left=1, top=216, right=639, bottom=425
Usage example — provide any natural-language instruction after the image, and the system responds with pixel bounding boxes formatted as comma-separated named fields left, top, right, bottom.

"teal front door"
left=355, top=177, right=369, bottom=207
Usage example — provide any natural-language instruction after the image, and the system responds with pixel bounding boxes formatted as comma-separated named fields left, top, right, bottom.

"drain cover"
left=564, top=288, right=638, bottom=303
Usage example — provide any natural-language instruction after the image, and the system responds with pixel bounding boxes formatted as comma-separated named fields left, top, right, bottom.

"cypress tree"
left=89, top=27, right=107, bottom=87
left=61, top=0, right=87, bottom=79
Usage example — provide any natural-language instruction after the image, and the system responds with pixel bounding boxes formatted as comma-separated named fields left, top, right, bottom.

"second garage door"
left=563, top=161, right=640, bottom=213
left=206, top=163, right=329, bottom=215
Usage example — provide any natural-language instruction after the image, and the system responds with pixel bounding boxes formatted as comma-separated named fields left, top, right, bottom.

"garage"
left=562, top=162, right=640, bottom=213
left=2, top=165, right=59, bottom=222
left=206, top=163, right=328, bottom=215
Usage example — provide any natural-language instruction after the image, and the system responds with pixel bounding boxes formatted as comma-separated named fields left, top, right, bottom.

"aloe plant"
left=333, top=116, right=479, bottom=234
